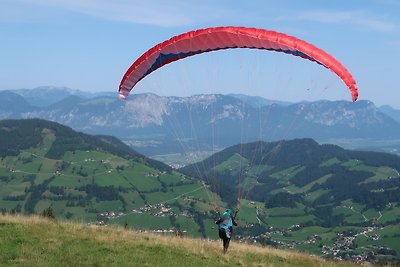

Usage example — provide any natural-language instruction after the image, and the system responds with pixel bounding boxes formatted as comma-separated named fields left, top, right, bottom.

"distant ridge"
left=2, top=87, right=400, bottom=156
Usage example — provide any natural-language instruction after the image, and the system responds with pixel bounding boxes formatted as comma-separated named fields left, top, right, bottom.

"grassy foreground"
left=0, top=215, right=357, bottom=267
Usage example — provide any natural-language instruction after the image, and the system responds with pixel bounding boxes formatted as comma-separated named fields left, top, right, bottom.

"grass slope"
left=0, top=215, right=356, bottom=267
left=0, top=119, right=223, bottom=237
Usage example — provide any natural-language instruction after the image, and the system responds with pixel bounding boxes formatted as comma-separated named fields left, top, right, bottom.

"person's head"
left=224, top=209, right=232, bottom=216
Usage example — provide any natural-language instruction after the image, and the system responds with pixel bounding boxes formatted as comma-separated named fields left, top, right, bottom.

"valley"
left=1, top=115, right=400, bottom=264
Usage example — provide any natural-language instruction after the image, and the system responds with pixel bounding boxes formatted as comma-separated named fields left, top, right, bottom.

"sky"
left=1, top=0, right=400, bottom=107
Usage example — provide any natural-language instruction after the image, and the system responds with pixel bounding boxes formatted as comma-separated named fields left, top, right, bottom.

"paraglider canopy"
left=118, top=26, right=358, bottom=101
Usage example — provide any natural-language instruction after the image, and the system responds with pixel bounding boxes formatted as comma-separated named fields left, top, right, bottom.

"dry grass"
left=0, top=214, right=358, bottom=267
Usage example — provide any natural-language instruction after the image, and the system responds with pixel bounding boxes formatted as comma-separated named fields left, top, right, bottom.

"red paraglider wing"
left=119, top=26, right=358, bottom=101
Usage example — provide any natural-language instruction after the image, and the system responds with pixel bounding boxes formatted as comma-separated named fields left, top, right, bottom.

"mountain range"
left=1, top=87, right=400, bottom=158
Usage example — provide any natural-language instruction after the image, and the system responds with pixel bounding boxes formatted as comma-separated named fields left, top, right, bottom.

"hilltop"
left=0, top=214, right=356, bottom=267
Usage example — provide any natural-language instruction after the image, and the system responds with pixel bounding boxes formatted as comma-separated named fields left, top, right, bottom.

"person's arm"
left=232, top=217, right=238, bottom=226
left=215, top=218, right=222, bottom=225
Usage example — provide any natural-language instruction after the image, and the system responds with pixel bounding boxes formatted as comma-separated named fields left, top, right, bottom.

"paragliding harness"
left=216, top=209, right=238, bottom=239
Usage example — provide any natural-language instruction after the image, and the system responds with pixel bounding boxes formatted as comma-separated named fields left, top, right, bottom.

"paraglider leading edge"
left=118, top=26, right=358, bottom=102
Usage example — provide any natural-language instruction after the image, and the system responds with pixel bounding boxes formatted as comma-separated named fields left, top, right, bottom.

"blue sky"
left=1, top=0, right=399, bottom=107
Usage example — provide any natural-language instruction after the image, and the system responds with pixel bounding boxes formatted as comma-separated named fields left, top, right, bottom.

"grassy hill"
left=182, top=139, right=400, bottom=263
left=0, top=214, right=357, bottom=267
left=0, top=119, right=223, bottom=238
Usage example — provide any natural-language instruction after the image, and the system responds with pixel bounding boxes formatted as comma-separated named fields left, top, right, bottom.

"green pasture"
left=159, top=171, right=190, bottom=186
left=144, top=183, right=207, bottom=206
left=145, top=190, right=178, bottom=205
left=119, top=164, right=162, bottom=191
left=0, top=200, right=22, bottom=211
left=362, top=166, right=399, bottom=183
left=34, top=199, right=65, bottom=215
left=63, top=206, right=89, bottom=219
left=363, top=208, right=380, bottom=220
left=332, top=206, right=354, bottom=217
left=127, top=161, right=158, bottom=174
left=301, top=174, right=332, bottom=193
left=341, top=159, right=361, bottom=168
left=267, top=215, right=315, bottom=229
left=266, top=204, right=307, bottom=217
left=158, top=172, right=183, bottom=185
left=38, top=158, right=59, bottom=173
left=194, top=200, right=215, bottom=213
left=111, top=213, right=173, bottom=230
left=290, top=226, right=331, bottom=240
left=379, top=206, right=400, bottom=224
left=375, top=224, right=400, bottom=236
left=213, top=153, right=249, bottom=174
left=63, top=188, right=86, bottom=197
left=94, top=172, right=131, bottom=187
left=93, top=200, right=124, bottom=212
left=107, top=156, right=131, bottom=168
left=236, top=204, right=261, bottom=225
left=0, top=178, right=30, bottom=199
left=356, top=235, right=400, bottom=256
left=170, top=183, right=203, bottom=196
left=123, top=174, right=161, bottom=191
left=237, top=171, right=261, bottom=192
left=13, top=155, right=43, bottom=174
left=343, top=212, right=365, bottom=224
left=120, top=190, right=145, bottom=210
left=270, top=165, right=305, bottom=181
left=63, top=150, right=110, bottom=162
left=0, top=167, right=10, bottom=176
left=283, top=184, right=302, bottom=194
left=305, top=189, right=330, bottom=202
left=71, top=161, right=107, bottom=173
left=34, top=173, right=54, bottom=184
left=319, top=157, right=341, bottom=167
left=49, top=175, right=87, bottom=187
left=185, top=186, right=212, bottom=202
left=344, top=202, right=366, bottom=212
left=0, top=156, right=18, bottom=168
left=248, top=164, right=274, bottom=176
left=62, top=151, right=127, bottom=170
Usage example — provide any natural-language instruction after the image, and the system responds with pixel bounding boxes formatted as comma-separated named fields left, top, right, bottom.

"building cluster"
left=99, top=211, right=124, bottom=219
left=146, top=171, right=167, bottom=178
left=94, top=211, right=125, bottom=226
left=132, top=203, right=176, bottom=217
left=235, top=223, right=389, bottom=264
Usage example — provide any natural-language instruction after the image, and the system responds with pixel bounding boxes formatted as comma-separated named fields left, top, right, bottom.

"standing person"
left=215, top=209, right=238, bottom=253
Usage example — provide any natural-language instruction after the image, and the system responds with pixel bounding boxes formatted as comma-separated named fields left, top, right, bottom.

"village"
left=234, top=223, right=394, bottom=264
left=95, top=201, right=195, bottom=234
